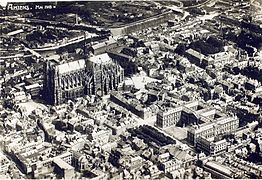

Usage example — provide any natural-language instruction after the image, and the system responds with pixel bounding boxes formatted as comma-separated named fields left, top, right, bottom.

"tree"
left=175, top=44, right=186, bottom=55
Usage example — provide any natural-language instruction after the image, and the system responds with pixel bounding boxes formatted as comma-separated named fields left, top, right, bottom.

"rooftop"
left=185, top=48, right=205, bottom=60
left=57, top=59, right=85, bottom=74
left=89, top=53, right=112, bottom=64
left=205, top=161, right=233, bottom=176
left=53, top=157, right=74, bottom=170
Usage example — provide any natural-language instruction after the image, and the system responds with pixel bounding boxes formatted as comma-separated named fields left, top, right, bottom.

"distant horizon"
left=1, top=0, right=184, bottom=8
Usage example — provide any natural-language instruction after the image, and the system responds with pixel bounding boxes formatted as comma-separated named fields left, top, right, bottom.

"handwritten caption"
left=7, top=4, right=56, bottom=11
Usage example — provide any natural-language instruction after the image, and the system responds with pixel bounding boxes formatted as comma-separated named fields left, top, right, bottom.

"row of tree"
left=189, top=36, right=224, bottom=56
left=175, top=36, right=224, bottom=56
left=129, top=125, right=176, bottom=146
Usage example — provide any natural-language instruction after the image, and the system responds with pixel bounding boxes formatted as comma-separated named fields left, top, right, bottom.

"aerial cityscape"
left=0, top=0, right=262, bottom=179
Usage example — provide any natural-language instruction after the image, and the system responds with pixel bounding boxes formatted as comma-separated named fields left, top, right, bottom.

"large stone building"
left=43, top=53, right=124, bottom=105
left=196, top=136, right=228, bottom=155
left=187, top=115, right=239, bottom=146
left=156, top=107, right=183, bottom=128
left=156, top=101, right=207, bottom=128
left=156, top=101, right=239, bottom=147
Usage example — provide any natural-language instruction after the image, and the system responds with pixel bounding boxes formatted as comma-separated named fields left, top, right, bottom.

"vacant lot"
left=165, top=126, right=188, bottom=140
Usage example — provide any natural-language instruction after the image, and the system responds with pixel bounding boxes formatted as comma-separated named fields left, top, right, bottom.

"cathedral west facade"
left=43, top=53, right=124, bottom=105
